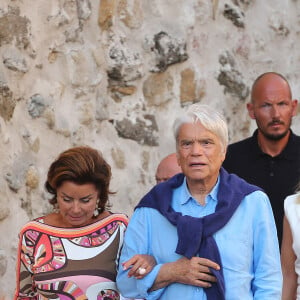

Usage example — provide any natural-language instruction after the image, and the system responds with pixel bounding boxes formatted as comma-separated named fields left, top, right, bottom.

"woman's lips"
left=68, top=215, right=83, bottom=220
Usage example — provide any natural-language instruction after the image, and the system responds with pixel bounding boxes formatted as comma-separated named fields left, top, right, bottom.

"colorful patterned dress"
left=14, top=213, right=128, bottom=300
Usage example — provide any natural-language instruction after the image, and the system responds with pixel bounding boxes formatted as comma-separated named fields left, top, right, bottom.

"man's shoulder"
left=223, top=136, right=255, bottom=171
left=227, top=135, right=254, bottom=152
left=291, top=132, right=300, bottom=143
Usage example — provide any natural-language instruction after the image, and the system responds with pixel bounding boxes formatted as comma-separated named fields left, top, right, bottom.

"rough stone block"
left=114, top=115, right=158, bottom=146
left=151, top=31, right=188, bottom=72
left=98, top=0, right=116, bottom=30
left=143, top=72, right=174, bottom=106
left=180, top=68, right=196, bottom=104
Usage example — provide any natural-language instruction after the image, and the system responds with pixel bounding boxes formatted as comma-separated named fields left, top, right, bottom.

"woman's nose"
left=72, top=201, right=81, bottom=213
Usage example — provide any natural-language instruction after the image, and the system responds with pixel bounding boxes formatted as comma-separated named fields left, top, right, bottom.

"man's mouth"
left=269, top=121, right=284, bottom=127
left=190, top=162, right=205, bottom=167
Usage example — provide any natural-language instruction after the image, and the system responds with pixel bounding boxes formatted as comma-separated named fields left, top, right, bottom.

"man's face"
left=176, top=122, right=225, bottom=185
left=248, top=75, right=298, bottom=140
left=155, top=156, right=181, bottom=184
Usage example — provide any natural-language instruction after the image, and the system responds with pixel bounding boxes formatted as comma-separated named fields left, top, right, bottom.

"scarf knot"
left=176, top=216, right=203, bottom=258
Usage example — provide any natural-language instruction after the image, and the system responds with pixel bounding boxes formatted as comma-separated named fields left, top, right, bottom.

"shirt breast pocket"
left=215, top=234, right=252, bottom=272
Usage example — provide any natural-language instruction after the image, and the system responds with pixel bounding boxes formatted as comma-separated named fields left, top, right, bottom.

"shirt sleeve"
left=250, top=191, right=283, bottom=299
left=14, top=229, right=38, bottom=300
left=116, top=207, right=166, bottom=300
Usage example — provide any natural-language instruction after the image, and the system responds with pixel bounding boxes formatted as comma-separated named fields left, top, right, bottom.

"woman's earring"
left=94, top=200, right=100, bottom=217
left=53, top=203, right=60, bottom=213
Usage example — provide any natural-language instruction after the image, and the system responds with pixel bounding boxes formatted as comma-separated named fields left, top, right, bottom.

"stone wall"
left=1, top=0, right=300, bottom=297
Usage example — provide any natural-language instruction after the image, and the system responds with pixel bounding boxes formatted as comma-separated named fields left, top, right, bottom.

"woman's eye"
left=81, top=198, right=91, bottom=203
left=63, top=198, right=72, bottom=202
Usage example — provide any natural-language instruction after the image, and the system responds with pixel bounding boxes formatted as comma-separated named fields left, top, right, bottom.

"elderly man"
left=223, top=72, right=300, bottom=247
left=155, top=153, right=182, bottom=184
left=117, top=104, right=282, bottom=299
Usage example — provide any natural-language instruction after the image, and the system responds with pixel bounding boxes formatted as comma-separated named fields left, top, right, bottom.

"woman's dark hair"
left=45, top=146, right=113, bottom=214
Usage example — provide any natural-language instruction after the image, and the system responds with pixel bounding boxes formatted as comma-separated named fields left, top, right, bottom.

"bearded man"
left=223, top=72, right=300, bottom=247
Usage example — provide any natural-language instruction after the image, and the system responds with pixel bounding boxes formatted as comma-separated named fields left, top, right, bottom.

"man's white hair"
left=173, top=104, right=228, bottom=153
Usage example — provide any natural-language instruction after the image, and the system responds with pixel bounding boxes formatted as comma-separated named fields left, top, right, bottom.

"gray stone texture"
left=151, top=31, right=189, bottom=72
left=114, top=115, right=159, bottom=146
left=0, top=0, right=300, bottom=298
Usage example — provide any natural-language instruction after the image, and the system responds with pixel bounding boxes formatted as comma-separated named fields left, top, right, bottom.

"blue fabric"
left=136, top=168, right=260, bottom=300
left=116, top=171, right=282, bottom=300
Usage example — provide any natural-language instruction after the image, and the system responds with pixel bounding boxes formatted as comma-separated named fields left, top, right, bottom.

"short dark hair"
left=45, top=146, right=113, bottom=213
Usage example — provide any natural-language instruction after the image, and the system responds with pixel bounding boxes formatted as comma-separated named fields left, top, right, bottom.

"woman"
left=14, top=146, right=152, bottom=299
left=281, top=181, right=300, bottom=299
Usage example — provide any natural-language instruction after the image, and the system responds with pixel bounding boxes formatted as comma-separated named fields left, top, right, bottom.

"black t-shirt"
left=223, top=130, right=300, bottom=248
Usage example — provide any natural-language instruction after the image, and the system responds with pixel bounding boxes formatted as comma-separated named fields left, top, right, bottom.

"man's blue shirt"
left=117, top=177, right=282, bottom=299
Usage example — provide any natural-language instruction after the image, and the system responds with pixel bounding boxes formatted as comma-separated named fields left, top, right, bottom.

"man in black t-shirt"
left=223, top=72, right=300, bottom=247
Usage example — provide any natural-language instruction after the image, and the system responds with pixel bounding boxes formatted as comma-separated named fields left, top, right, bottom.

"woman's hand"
left=122, top=254, right=157, bottom=279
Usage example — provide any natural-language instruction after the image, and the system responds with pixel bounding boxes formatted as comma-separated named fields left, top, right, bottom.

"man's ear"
left=247, top=102, right=255, bottom=120
left=292, top=99, right=298, bottom=117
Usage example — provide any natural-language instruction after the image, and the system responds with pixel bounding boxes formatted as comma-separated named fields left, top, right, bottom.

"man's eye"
left=278, top=102, right=287, bottom=106
left=202, top=139, right=214, bottom=145
left=182, top=141, right=192, bottom=146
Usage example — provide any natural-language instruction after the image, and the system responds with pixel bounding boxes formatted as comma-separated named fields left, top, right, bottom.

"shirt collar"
left=251, top=129, right=264, bottom=156
left=179, top=176, right=220, bottom=205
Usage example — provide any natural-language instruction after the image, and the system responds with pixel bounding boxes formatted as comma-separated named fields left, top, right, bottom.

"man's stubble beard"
left=261, top=130, right=289, bottom=141
left=259, top=119, right=292, bottom=141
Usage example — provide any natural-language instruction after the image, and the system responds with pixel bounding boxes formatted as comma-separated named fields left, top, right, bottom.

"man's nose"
left=191, top=142, right=203, bottom=155
left=271, top=105, right=280, bottom=118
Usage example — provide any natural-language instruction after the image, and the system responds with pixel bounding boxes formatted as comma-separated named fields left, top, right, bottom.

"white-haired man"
left=117, top=104, right=282, bottom=299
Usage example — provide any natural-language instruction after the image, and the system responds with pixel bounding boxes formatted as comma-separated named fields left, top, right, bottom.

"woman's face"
left=56, top=181, right=99, bottom=227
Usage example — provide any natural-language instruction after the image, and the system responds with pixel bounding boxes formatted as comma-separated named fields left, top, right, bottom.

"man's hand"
left=151, top=256, right=220, bottom=291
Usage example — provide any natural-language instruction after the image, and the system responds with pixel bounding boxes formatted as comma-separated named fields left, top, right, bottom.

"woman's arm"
left=14, top=229, right=37, bottom=300
left=281, top=215, right=297, bottom=300
left=122, top=254, right=157, bottom=279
